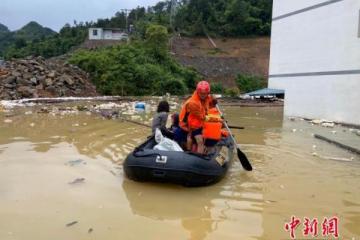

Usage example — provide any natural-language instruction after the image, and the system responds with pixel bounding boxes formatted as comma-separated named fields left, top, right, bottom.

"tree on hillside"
left=145, top=24, right=169, bottom=61
left=174, top=0, right=272, bottom=36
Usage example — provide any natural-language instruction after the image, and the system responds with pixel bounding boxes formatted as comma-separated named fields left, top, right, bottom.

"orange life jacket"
left=179, top=91, right=212, bottom=131
left=203, top=108, right=222, bottom=141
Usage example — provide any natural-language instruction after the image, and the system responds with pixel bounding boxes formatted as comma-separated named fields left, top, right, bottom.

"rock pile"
left=0, top=56, right=98, bottom=100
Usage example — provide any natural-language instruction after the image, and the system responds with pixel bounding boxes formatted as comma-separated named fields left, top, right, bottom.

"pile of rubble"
left=0, top=56, right=98, bottom=100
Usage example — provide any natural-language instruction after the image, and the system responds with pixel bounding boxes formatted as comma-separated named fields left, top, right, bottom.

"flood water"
left=0, top=101, right=359, bottom=240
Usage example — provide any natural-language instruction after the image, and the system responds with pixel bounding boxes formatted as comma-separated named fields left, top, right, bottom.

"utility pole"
left=121, top=9, right=131, bottom=32
left=170, top=0, right=179, bottom=32
left=170, top=0, right=179, bottom=53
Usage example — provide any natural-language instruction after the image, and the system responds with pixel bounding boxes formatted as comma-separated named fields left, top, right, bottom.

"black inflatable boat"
left=124, top=136, right=234, bottom=187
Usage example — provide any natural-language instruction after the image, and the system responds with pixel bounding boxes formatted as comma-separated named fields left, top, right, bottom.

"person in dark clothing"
left=152, top=101, right=170, bottom=134
left=170, top=113, right=180, bottom=132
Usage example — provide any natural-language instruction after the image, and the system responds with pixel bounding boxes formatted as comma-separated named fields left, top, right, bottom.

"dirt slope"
left=172, top=37, right=270, bottom=87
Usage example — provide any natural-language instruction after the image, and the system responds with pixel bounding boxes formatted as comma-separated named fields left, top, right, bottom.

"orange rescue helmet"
left=196, top=81, right=210, bottom=94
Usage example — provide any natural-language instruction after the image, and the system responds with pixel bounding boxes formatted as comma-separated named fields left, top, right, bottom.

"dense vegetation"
left=236, top=73, right=267, bottom=93
left=0, top=24, right=12, bottom=56
left=0, top=0, right=272, bottom=96
left=210, top=73, right=267, bottom=95
left=69, top=25, right=199, bottom=96
left=1, top=22, right=87, bottom=59
left=174, top=0, right=272, bottom=36
left=0, top=0, right=272, bottom=59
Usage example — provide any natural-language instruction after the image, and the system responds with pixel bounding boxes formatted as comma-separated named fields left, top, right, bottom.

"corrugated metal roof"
left=246, top=88, right=285, bottom=96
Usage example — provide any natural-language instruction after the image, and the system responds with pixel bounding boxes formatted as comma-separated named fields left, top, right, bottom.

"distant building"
left=268, top=0, right=360, bottom=125
left=88, top=28, right=128, bottom=41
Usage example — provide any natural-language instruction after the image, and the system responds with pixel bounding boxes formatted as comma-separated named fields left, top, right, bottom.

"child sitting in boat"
left=152, top=101, right=169, bottom=133
left=152, top=100, right=176, bottom=139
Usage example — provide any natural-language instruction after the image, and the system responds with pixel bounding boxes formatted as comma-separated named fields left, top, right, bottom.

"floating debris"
left=94, top=102, right=122, bottom=110
left=314, top=134, right=360, bottom=155
left=38, top=107, right=49, bottom=114
left=66, top=159, right=85, bottom=166
left=88, top=228, right=93, bottom=234
left=131, top=115, right=141, bottom=121
left=311, top=119, right=323, bottom=125
left=4, top=119, right=12, bottom=123
left=76, top=105, right=88, bottom=111
left=322, top=122, right=335, bottom=128
left=310, top=119, right=335, bottom=128
left=319, top=156, right=354, bottom=162
left=66, top=221, right=78, bottom=227
left=68, top=178, right=85, bottom=185
left=288, top=117, right=296, bottom=121
left=29, top=123, right=35, bottom=127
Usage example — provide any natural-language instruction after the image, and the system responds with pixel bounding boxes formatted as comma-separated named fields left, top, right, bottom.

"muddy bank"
left=172, top=37, right=270, bottom=87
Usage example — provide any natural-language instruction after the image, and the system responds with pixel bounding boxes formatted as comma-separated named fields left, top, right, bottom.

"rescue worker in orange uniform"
left=177, top=81, right=217, bottom=154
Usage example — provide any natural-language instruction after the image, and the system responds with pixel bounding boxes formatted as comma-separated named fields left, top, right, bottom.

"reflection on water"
left=0, top=111, right=149, bottom=164
left=0, top=104, right=359, bottom=240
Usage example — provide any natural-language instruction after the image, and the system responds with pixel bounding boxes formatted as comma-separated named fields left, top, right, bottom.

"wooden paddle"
left=216, top=104, right=253, bottom=171
left=227, top=125, right=244, bottom=130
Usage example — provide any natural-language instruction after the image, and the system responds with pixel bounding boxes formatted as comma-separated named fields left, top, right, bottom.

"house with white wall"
left=268, top=0, right=360, bottom=125
left=88, top=28, right=128, bottom=41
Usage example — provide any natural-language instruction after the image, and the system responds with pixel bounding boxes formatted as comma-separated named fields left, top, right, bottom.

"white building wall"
left=103, top=30, right=113, bottom=40
left=88, top=28, right=128, bottom=40
left=269, top=0, right=360, bottom=125
left=88, top=28, right=103, bottom=40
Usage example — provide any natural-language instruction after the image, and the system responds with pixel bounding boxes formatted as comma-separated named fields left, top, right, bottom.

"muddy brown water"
left=0, top=103, right=359, bottom=240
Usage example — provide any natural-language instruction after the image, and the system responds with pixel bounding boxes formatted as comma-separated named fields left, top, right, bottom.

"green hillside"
left=0, top=21, right=56, bottom=57
left=14, top=21, right=56, bottom=41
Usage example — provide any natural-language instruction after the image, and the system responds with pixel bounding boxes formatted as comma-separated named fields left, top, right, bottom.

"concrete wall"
left=269, top=0, right=360, bottom=125
left=89, top=28, right=128, bottom=41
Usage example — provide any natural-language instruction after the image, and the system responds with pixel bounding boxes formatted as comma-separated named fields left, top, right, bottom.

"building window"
left=93, top=29, right=98, bottom=36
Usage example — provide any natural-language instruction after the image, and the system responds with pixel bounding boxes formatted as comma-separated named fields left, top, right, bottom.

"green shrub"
left=211, top=83, right=224, bottom=94
left=224, top=87, right=240, bottom=97
left=236, top=74, right=266, bottom=93
left=69, top=26, right=200, bottom=96
left=160, top=79, right=188, bottom=96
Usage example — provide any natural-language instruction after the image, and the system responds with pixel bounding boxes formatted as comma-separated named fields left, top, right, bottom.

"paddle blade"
left=237, top=148, right=253, bottom=171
